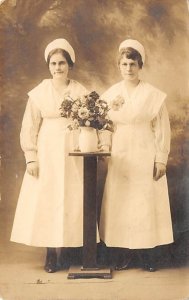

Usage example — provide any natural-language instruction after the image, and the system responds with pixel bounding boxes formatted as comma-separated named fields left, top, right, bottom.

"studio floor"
left=0, top=244, right=189, bottom=300
left=1, top=160, right=189, bottom=300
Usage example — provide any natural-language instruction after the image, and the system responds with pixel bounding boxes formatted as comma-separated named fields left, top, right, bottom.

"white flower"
left=78, top=107, right=90, bottom=119
left=110, top=95, right=125, bottom=111
left=72, top=103, right=79, bottom=112
left=85, top=120, right=91, bottom=126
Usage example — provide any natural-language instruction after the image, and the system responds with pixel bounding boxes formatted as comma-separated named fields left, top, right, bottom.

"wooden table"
left=68, top=151, right=112, bottom=279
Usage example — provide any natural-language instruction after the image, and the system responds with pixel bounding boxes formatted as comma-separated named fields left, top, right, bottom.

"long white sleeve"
left=152, top=102, right=171, bottom=165
left=20, top=98, right=42, bottom=163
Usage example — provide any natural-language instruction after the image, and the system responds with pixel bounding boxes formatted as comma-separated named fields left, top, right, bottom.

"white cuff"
left=24, top=150, right=37, bottom=163
left=155, top=152, right=168, bottom=165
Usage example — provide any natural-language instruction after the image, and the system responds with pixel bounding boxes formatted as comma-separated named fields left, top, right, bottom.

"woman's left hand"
left=99, top=145, right=110, bottom=152
left=153, top=162, right=166, bottom=181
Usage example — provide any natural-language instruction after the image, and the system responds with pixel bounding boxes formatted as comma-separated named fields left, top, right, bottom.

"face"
left=119, top=56, right=140, bottom=83
left=49, top=53, right=69, bottom=80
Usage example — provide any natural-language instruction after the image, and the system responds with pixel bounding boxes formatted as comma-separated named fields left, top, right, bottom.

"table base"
left=67, top=266, right=112, bottom=279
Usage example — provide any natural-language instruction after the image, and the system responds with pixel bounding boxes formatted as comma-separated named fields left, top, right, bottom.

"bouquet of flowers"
left=60, top=91, right=113, bottom=131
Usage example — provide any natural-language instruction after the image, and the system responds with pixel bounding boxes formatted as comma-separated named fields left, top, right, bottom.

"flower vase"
left=79, top=127, right=98, bottom=152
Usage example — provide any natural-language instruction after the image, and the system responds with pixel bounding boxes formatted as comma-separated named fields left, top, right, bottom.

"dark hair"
left=47, top=48, right=74, bottom=68
left=118, top=47, right=143, bottom=69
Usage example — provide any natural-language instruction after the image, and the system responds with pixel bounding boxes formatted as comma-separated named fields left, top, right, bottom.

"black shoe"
left=114, top=254, right=133, bottom=271
left=137, top=248, right=157, bottom=272
left=44, top=251, right=57, bottom=273
left=97, top=241, right=108, bottom=267
left=143, top=263, right=156, bottom=272
left=59, top=248, right=73, bottom=269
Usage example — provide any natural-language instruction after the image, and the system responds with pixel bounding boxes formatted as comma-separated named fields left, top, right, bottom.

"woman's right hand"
left=26, top=161, right=39, bottom=177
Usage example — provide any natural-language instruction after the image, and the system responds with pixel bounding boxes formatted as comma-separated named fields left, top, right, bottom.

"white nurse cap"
left=119, top=39, right=145, bottom=64
left=44, top=38, right=75, bottom=63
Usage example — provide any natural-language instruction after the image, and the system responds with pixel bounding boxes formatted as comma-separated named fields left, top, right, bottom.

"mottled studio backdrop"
left=0, top=0, right=189, bottom=250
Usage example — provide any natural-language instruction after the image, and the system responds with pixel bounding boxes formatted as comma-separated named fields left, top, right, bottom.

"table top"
left=69, top=151, right=111, bottom=157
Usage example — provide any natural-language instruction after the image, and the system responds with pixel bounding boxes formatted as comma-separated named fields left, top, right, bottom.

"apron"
left=100, top=81, right=173, bottom=248
left=11, top=79, right=100, bottom=247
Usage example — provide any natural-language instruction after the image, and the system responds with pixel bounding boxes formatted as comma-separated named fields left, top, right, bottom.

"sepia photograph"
left=0, top=0, right=189, bottom=299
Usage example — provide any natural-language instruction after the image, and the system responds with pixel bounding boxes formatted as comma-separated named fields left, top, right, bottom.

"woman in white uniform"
left=99, top=39, right=173, bottom=271
left=11, top=39, right=88, bottom=272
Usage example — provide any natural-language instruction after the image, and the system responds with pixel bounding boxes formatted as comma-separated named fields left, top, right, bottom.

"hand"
left=26, top=161, right=39, bottom=177
left=99, top=145, right=110, bottom=152
left=73, top=146, right=80, bottom=152
left=153, top=162, right=166, bottom=181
